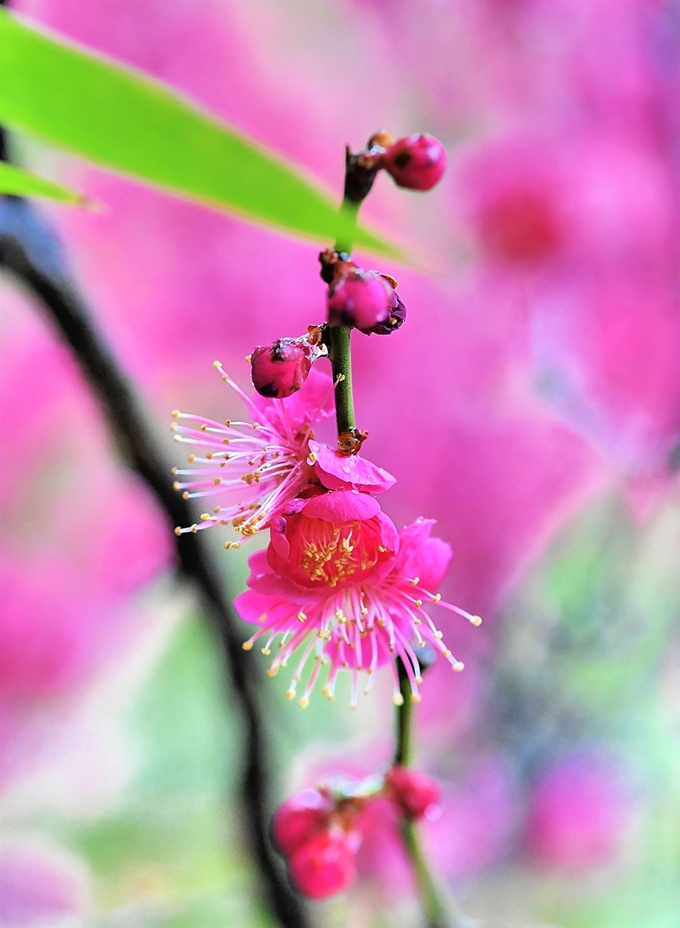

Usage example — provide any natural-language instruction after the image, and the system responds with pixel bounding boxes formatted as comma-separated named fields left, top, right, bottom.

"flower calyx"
left=337, top=427, right=369, bottom=456
left=343, top=130, right=394, bottom=204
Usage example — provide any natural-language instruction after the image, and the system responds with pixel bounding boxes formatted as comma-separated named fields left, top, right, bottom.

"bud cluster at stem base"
left=271, top=767, right=442, bottom=900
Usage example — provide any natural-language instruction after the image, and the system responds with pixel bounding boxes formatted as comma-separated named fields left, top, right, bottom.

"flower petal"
left=310, top=440, right=396, bottom=493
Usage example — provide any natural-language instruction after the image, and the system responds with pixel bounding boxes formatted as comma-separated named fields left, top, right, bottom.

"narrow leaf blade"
left=0, top=160, right=84, bottom=203
left=0, top=11, right=399, bottom=256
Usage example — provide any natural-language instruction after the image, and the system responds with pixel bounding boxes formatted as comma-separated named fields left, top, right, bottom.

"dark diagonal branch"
left=0, top=191, right=312, bottom=928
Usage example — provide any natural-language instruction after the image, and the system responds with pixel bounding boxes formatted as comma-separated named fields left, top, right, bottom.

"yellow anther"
left=410, top=693, right=422, bottom=703
left=453, top=661, right=465, bottom=672
left=285, top=688, right=296, bottom=700
left=261, top=648, right=271, bottom=656
left=471, top=615, right=483, bottom=626
left=392, top=693, right=405, bottom=706
left=297, top=611, right=307, bottom=623
left=266, top=667, right=278, bottom=678
left=212, top=360, right=222, bottom=368
left=298, top=697, right=309, bottom=709
left=410, top=577, right=420, bottom=586
left=174, top=526, right=182, bottom=536
left=242, top=640, right=254, bottom=651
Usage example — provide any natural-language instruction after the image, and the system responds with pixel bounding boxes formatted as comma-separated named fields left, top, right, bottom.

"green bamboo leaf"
left=0, top=159, right=84, bottom=203
left=0, top=10, right=400, bottom=257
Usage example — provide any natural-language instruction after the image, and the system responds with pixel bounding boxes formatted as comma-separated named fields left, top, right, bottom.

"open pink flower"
left=236, top=509, right=480, bottom=707
left=171, top=365, right=394, bottom=544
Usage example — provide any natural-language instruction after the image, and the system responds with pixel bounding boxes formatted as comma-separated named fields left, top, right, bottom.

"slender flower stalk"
left=395, top=663, right=460, bottom=928
left=320, top=135, right=466, bottom=927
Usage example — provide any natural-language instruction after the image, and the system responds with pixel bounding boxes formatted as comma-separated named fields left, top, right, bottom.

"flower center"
left=292, top=517, right=386, bottom=589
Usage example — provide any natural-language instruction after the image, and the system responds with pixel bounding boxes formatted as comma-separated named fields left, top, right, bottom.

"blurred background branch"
left=0, top=129, right=311, bottom=928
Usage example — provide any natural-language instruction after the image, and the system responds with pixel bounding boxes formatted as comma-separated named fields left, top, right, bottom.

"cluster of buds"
left=172, top=130, right=480, bottom=706
left=246, top=132, right=446, bottom=400
left=272, top=767, right=441, bottom=900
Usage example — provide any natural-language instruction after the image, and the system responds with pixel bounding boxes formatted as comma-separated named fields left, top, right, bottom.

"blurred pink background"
left=1, top=1, right=678, bottom=926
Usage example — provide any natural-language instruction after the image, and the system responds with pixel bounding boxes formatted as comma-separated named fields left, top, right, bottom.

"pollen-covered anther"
left=393, top=693, right=405, bottom=706
left=242, top=640, right=254, bottom=651
left=410, top=577, right=420, bottom=585
left=297, top=611, right=307, bottom=623
left=298, top=697, right=309, bottom=708
left=173, top=526, right=182, bottom=537
left=471, top=615, right=483, bottom=626
left=285, top=689, right=296, bottom=700
left=453, top=661, right=465, bottom=672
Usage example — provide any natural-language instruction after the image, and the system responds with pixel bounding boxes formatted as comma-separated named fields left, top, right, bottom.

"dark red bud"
left=288, top=829, right=358, bottom=900
left=359, top=279, right=407, bottom=335
left=386, top=766, right=441, bottom=820
left=327, top=269, right=392, bottom=330
left=383, top=134, right=447, bottom=191
left=251, top=339, right=313, bottom=399
left=271, top=788, right=334, bottom=856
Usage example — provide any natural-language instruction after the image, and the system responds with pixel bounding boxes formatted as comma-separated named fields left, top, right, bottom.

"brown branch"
left=0, top=193, right=312, bottom=928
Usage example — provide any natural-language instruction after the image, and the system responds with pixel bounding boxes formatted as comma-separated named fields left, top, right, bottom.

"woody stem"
left=394, top=661, right=460, bottom=928
left=329, top=199, right=360, bottom=435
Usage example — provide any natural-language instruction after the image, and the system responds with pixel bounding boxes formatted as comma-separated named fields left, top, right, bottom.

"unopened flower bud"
left=251, top=339, right=313, bottom=399
left=328, top=269, right=392, bottom=330
left=359, top=278, right=407, bottom=335
left=383, top=134, right=447, bottom=191
left=271, top=789, right=333, bottom=857
left=386, top=766, right=441, bottom=820
left=288, top=830, right=358, bottom=899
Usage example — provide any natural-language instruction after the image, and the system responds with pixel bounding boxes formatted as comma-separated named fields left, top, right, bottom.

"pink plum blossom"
left=171, top=366, right=394, bottom=543
left=524, top=752, right=635, bottom=871
left=236, top=513, right=480, bottom=707
left=0, top=839, right=91, bottom=927
left=0, top=559, right=87, bottom=700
